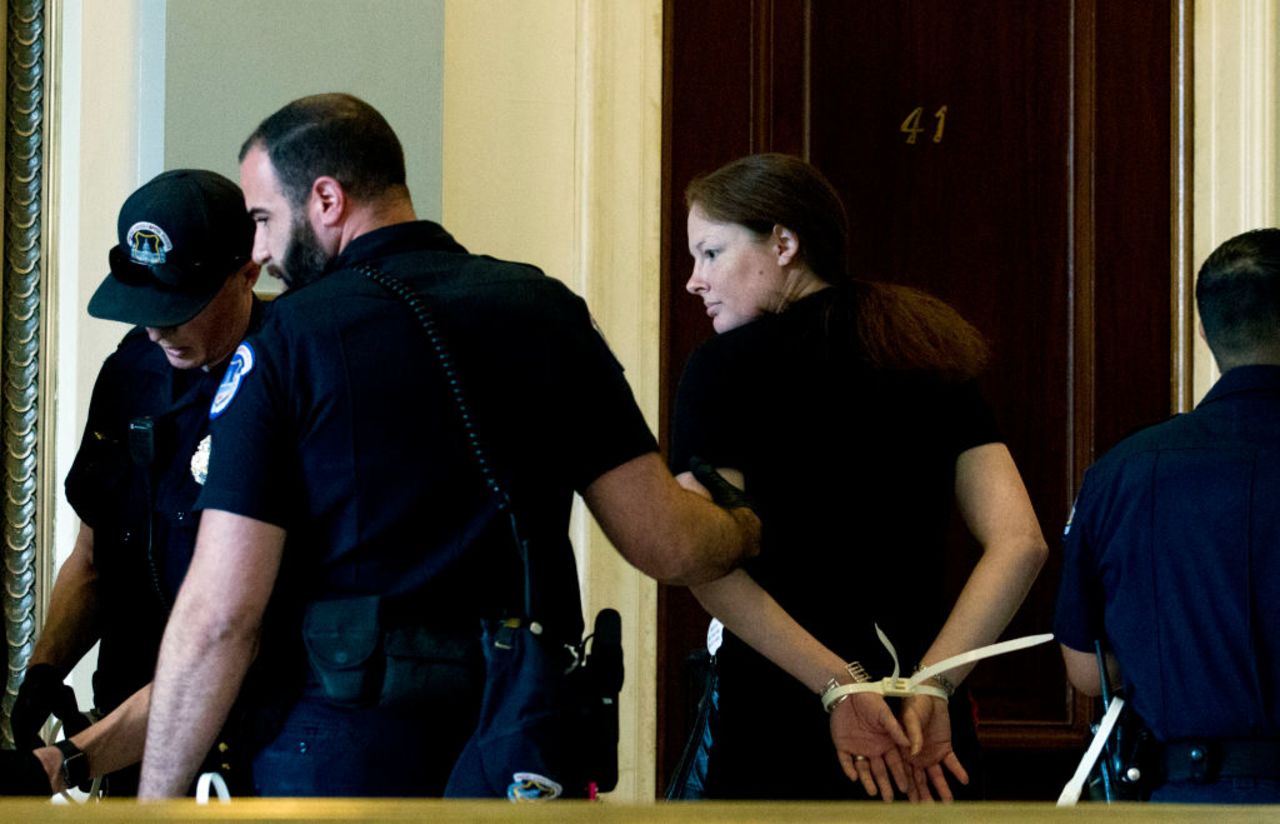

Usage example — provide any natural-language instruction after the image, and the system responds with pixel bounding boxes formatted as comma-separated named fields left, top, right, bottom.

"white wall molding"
left=1193, top=0, right=1280, bottom=398
left=444, top=0, right=662, bottom=801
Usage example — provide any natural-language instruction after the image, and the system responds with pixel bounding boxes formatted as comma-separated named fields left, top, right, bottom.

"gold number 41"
left=900, top=105, right=948, bottom=144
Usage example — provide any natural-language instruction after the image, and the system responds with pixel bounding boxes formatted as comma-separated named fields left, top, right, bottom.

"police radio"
left=128, top=416, right=170, bottom=611
left=583, top=608, right=623, bottom=793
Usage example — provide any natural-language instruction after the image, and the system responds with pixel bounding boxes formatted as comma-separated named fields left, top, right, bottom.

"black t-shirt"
left=673, top=286, right=999, bottom=674
left=197, top=221, right=657, bottom=635
left=671, top=285, right=999, bottom=798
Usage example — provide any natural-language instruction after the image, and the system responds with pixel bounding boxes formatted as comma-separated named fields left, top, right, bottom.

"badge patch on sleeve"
left=210, top=342, right=255, bottom=419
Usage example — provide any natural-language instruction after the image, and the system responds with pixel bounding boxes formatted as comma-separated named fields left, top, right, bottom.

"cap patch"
left=210, top=342, right=255, bottom=419
left=128, top=221, right=174, bottom=265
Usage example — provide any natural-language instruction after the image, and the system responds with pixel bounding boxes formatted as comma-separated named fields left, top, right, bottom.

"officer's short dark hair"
left=1196, top=228, right=1280, bottom=367
left=240, top=93, right=407, bottom=209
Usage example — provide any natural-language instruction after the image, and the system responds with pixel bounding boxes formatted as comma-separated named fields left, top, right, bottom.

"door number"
left=900, top=105, right=947, bottom=144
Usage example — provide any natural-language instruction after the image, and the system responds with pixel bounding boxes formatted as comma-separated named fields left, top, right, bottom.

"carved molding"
left=2, top=0, right=44, bottom=748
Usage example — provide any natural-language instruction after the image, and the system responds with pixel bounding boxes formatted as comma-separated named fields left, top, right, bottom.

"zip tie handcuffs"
left=821, top=625, right=1055, bottom=712
left=1056, top=695, right=1125, bottom=806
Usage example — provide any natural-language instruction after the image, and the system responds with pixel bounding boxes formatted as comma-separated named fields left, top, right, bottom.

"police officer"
left=1055, top=227, right=1280, bottom=803
left=137, top=94, right=760, bottom=799
left=3, top=170, right=261, bottom=796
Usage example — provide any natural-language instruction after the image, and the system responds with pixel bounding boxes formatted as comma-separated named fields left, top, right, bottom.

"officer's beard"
left=280, top=212, right=332, bottom=291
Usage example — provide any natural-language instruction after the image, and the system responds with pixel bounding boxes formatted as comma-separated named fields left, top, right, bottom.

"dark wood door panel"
left=804, top=2, right=1078, bottom=735
left=1094, top=0, right=1173, bottom=454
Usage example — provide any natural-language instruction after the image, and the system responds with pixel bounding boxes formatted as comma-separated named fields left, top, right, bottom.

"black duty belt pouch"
left=303, top=595, right=479, bottom=709
left=382, top=624, right=478, bottom=708
left=302, top=595, right=381, bottom=705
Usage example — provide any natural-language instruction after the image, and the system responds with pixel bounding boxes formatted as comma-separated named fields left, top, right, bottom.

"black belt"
left=1163, top=739, right=1280, bottom=783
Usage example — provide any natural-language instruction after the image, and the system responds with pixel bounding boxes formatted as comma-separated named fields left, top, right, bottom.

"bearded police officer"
left=138, top=94, right=759, bottom=799
left=1056, top=228, right=1280, bottom=803
left=3, top=170, right=262, bottom=796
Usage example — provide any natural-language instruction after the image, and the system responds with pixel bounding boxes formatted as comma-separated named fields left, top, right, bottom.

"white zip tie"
left=196, top=771, right=231, bottom=804
left=909, top=633, right=1056, bottom=688
left=1057, top=696, right=1126, bottom=807
left=821, top=628, right=1055, bottom=711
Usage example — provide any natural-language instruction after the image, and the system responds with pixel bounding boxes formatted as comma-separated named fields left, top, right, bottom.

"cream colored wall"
left=442, top=0, right=663, bottom=802
left=162, top=0, right=444, bottom=225
left=51, top=0, right=165, bottom=703
left=1192, top=0, right=1280, bottom=400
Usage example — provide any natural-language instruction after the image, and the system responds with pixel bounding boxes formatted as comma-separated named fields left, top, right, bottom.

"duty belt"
left=1163, top=739, right=1280, bottom=783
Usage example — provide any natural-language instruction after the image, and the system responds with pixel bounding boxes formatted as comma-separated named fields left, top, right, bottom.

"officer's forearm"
left=30, top=525, right=102, bottom=673
left=36, top=683, right=161, bottom=792
left=141, top=510, right=281, bottom=799
left=140, top=600, right=256, bottom=798
left=78, top=684, right=153, bottom=782
left=583, top=452, right=760, bottom=585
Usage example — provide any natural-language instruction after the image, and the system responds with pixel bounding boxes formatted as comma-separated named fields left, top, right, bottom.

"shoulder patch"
left=210, top=342, right=256, bottom=419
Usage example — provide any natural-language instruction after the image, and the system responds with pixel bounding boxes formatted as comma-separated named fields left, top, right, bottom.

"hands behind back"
left=900, top=694, right=970, bottom=802
left=829, top=693, right=915, bottom=801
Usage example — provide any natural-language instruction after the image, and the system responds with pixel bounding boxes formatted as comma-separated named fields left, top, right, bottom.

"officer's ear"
left=238, top=259, right=262, bottom=291
left=309, top=176, right=347, bottom=230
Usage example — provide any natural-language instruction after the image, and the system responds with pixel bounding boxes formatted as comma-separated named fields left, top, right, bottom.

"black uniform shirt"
left=64, top=301, right=265, bottom=711
left=1055, top=364, right=1280, bottom=741
left=197, top=221, right=657, bottom=634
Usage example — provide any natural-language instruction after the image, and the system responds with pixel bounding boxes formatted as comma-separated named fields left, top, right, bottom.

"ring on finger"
left=854, top=755, right=868, bottom=762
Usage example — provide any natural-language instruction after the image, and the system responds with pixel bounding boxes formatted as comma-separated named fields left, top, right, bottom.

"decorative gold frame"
left=2, top=0, right=47, bottom=748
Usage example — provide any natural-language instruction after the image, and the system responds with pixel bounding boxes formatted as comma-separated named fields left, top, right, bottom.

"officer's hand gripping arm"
left=581, top=453, right=759, bottom=586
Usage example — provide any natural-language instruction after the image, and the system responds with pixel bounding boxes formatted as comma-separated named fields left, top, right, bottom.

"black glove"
left=688, top=456, right=752, bottom=511
left=0, top=747, right=53, bottom=796
left=10, top=665, right=81, bottom=751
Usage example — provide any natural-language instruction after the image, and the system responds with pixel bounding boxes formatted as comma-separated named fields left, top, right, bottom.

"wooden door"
left=660, top=0, right=1182, bottom=799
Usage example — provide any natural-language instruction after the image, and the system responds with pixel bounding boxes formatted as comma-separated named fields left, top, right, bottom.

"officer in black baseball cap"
left=89, top=168, right=255, bottom=327
left=3, top=169, right=263, bottom=797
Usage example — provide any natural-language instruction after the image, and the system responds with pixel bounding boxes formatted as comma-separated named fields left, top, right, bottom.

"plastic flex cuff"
left=1056, top=695, right=1126, bottom=807
left=821, top=625, right=1055, bottom=712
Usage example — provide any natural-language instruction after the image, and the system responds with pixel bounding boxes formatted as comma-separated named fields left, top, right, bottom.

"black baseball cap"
left=88, top=169, right=254, bottom=327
